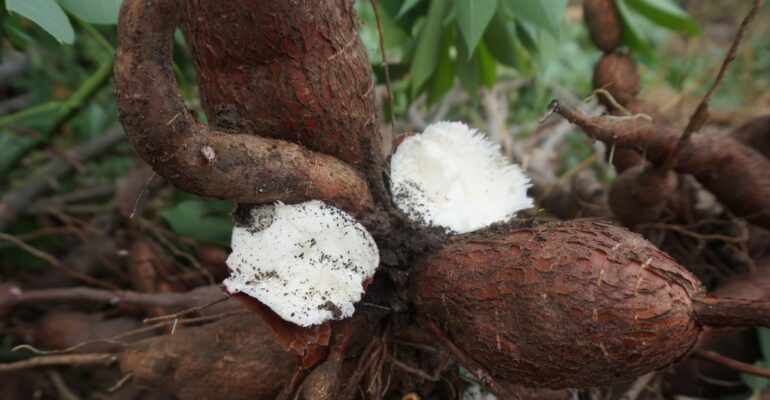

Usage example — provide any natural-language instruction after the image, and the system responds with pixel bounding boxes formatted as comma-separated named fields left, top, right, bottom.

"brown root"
left=609, top=165, right=679, bottom=225
left=692, top=296, right=770, bottom=328
left=583, top=0, right=622, bottom=52
left=730, top=115, right=770, bottom=159
left=549, top=100, right=770, bottom=229
left=593, top=53, right=640, bottom=107
left=121, top=314, right=299, bottom=400
left=114, top=0, right=373, bottom=215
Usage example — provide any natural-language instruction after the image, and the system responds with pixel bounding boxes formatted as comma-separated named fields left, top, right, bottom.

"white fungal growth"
left=390, top=121, right=533, bottom=234
left=223, top=200, right=379, bottom=327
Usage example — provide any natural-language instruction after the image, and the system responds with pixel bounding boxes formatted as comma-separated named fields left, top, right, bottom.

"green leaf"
left=477, top=41, right=496, bottom=88
left=397, top=0, right=422, bottom=19
left=483, top=11, right=521, bottom=69
left=616, top=0, right=654, bottom=59
left=6, top=0, right=74, bottom=44
left=159, top=199, right=233, bottom=245
left=454, top=0, right=497, bottom=58
left=624, top=0, right=698, bottom=36
left=455, top=35, right=478, bottom=101
left=514, top=19, right=538, bottom=54
left=409, top=0, right=449, bottom=97
left=759, top=327, right=770, bottom=361
left=56, top=0, right=121, bottom=25
left=427, top=27, right=456, bottom=105
left=502, top=0, right=566, bottom=36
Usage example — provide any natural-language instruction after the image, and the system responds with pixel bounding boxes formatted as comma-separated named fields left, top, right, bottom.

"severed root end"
left=693, top=296, right=770, bottom=328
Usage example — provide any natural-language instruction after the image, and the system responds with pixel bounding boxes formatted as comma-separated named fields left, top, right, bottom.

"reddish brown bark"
left=552, top=100, right=770, bottom=229
left=121, top=314, right=299, bottom=400
left=177, top=0, right=381, bottom=169
left=114, top=0, right=373, bottom=215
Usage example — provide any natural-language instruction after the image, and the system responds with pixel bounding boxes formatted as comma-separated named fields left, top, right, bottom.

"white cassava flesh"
left=390, top=121, right=533, bottom=234
left=223, top=201, right=379, bottom=327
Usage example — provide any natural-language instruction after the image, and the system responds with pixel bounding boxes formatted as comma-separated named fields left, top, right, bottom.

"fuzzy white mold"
left=223, top=201, right=379, bottom=327
left=390, top=121, right=533, bottom=234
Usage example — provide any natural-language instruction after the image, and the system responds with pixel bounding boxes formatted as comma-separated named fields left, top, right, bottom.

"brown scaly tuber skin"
left=177, top=0, right=381, bottom=170
left=594, top=53, right=640, bottom=107
left=551, top=100, right=770, bottom=229
left=412, top=220, right=770, bottom=389
left=609, top=165, right=679, bottom=225
left=583, top=0, right=622, bottom=52
left=114, top=0, right=374, bottom=216
left=121, top=314, right=299, bottom=400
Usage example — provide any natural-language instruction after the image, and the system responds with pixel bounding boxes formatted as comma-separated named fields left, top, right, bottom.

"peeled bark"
left=412, top=220, right=770, bottom=389
left=114, top=0, right=374, bottom=215
left=552, top=100, right=770, bottom=229
left=121, top=314, right=299, bottom=400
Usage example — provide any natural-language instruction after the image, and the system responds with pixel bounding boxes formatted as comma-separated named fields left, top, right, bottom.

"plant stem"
left=0, top=59, right=114, bottom=175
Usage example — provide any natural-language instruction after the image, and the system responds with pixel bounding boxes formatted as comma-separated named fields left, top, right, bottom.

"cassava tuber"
left=412, top=220, right=770, bottom=388
left=121, top=314, right=298, bottom=400
left=608, top=165, right=679, bottom=225
left=593, top=53, right=640, bottom=107
left=551, top=100, right=770, bottom=229
left=583, top=0, right=622, bottom=52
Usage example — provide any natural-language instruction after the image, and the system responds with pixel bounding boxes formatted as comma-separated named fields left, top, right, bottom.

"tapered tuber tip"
left=693, top=296, right=770, bottom=328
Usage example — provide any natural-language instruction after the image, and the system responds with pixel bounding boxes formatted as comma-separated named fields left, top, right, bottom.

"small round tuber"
left=608, top=165, right=679, bottom=225
left=412, top=220, right=770, bottom=388
left=583, top=0, right=622, bottom=52
left=593, top=53, right=640, bottom=107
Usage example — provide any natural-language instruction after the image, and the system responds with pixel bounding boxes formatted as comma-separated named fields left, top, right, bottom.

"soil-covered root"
left=609, top=165, right=679, bottom=225
left=33, top=312, right=140, bottom=353
left=411, top=220, right=770, bottom=389
left=551, top=100, right=770, bottom=229
left=583, top=0, right=622, bottom=52
left=114, top=0, right=373, bottom=215
left=593, top=53, right=640, bottom=107
left=121, top=314, right=298, bottom=400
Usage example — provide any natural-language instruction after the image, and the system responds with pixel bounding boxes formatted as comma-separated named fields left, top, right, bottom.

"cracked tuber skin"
left=551, top=100, right=770, bottom=229
left=121, top=314, right=298, bottom=400
left=412, top=220, right=770, bottom=389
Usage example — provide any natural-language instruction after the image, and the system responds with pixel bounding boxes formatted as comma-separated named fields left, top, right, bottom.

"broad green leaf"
left=616, top=0, right=654, bottom=59
left=397, top=0, right=422, bottom=19
left=6, top=0, right=74, bottom=44
left=502, top=0, right=566, bottom=36
left=455, top=36, right=478, bottom=101
left=483, top=11, right=521, bottom=69
left=409, top=0, right=449, bottom=97
left=454, top=0, right=497, bottom=58
left=427, top=27, right=456, bottom=105
left=624, top=0, right=698, bottom=36
left=514, top=19, right=538, bottom=54
left=57, top=0, right=121, bottom=25
left=159, top=199, right=233, bottom=245
left=477, top=41, right=496, bottom=88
